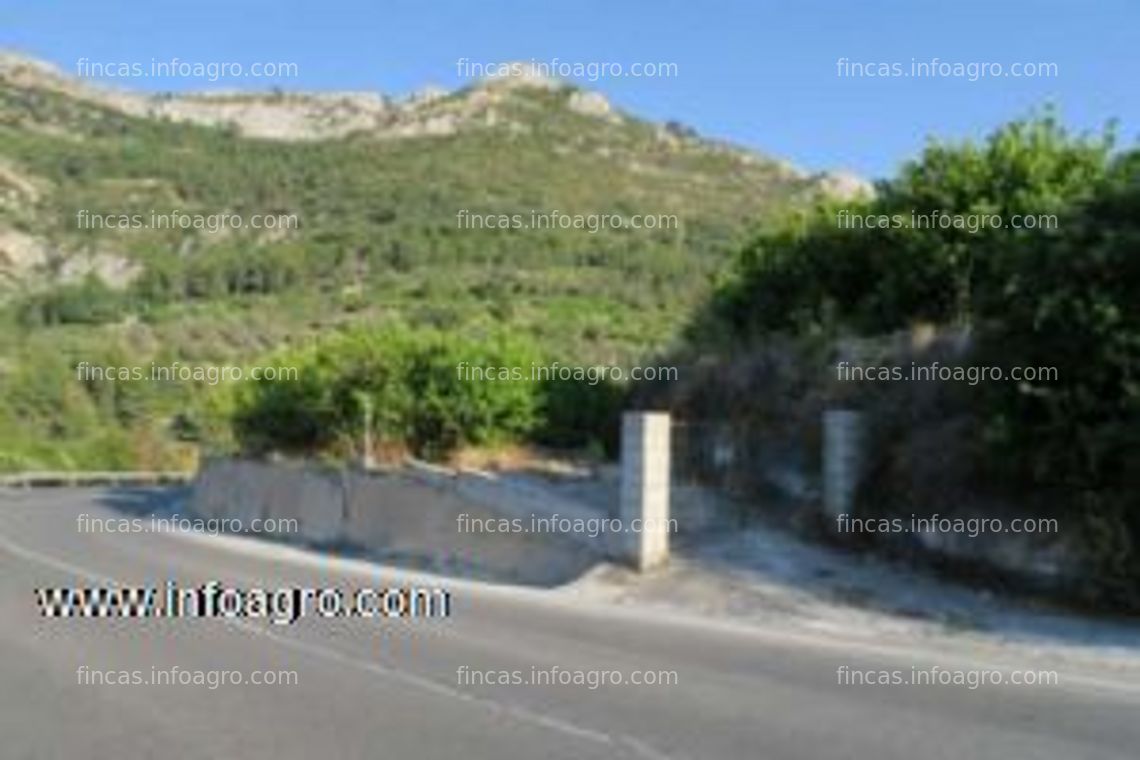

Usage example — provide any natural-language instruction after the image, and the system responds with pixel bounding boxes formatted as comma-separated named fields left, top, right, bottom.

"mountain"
left=0, top=51, right=869, bottom=292
left=0, top=51, right=863, bottom=470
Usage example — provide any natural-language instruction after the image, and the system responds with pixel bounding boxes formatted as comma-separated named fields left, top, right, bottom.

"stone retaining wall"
left=190, top=458, right=601, bottom=585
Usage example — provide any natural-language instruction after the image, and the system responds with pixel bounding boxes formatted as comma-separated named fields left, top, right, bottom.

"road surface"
left=1, top=487, right=1138, bottom=759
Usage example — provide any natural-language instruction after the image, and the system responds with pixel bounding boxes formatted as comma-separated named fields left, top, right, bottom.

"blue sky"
left=3, top=0, right=1136, bottom=179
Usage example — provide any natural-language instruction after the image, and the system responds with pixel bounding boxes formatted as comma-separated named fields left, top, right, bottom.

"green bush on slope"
left=690, top=113, right=1139, bottom=605
left=229, top=326, right=624, bottom=459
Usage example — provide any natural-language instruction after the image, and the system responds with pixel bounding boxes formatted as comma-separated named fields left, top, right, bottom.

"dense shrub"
left=978, top=155, right=1140, bottom=602
left=535, top=374, right=625, bottom=456
left=695, top=113, right=1139, bottom=606
left=702, top=114, right=1115, bottom=339
left=404, top=333, right=542, bottom=457
left=230, top=326, right=621, bottom=459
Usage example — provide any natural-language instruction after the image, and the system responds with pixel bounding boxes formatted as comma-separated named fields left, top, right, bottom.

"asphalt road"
left=2, top=487, right=1138, bottom=760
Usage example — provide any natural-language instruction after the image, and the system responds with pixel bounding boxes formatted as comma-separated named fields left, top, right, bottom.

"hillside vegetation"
left=670, top=114, right=1139, bottom=607
left=0, top=53, right=832, bottom=470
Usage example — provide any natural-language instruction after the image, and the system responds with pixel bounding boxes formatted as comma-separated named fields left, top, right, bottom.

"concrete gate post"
left=620, top=412, right=671, bottom=571
left=823, top=409, right=866, bottom=522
